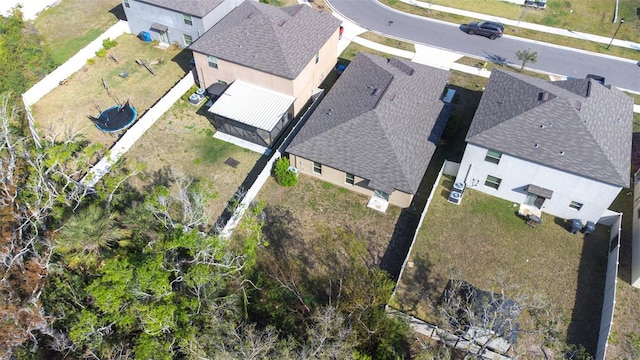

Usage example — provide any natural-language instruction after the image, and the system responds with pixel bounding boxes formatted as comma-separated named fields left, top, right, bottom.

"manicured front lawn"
left=380, top=0, right=640, bottom=59
left=359, top=32, right=416, bottom=52
left=413, top=0, right=639, bottom=44
left=340, top=42, right=406, bottom=61
left=392, top=175, right=609, bottom=357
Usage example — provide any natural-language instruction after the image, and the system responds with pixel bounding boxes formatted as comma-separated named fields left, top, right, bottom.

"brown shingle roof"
left=286, top=53, right=451, bottom=194
left=466, top=70, right=633, bottom=187
left=189, top=0, right=341, bottom=79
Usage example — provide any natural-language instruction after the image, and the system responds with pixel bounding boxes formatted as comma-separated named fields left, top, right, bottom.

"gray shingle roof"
left=189, top=0, right=341, bottom=79
left=466, top=69, right=633, bottom=187
left=286, top=53, right=451, bottom=195
left=136, top=0, right=224, bottom=17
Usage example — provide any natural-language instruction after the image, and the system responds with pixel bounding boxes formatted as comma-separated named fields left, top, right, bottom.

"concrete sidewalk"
left=399, top=0, right=640, bottom=51
left=326, top=2, right=640, bottom=103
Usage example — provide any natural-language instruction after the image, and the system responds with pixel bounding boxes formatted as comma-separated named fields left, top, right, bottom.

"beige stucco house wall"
left=289, top=154, right=414, bottom=208
left=192, top=29, right=339, bottom=115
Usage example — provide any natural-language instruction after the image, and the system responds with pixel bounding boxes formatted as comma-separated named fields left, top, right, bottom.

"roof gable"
left=189, top=0, right=341, bottom=79
left=287, top=53, right=450, bottom=194
left=466, top=70, right=633, bottom=187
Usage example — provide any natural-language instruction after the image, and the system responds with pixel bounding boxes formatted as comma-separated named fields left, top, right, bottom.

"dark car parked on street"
left=466, top=21, right=504, bottom=40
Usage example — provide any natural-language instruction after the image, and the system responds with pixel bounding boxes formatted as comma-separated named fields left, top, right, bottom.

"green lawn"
left=414, top=0, right=639, bottom=42
left=455, top=56, right=550, bottom=79
left=340, top=42, right=407, bottom=61
left=381, top=0, right=640, bottom=60
left=34, top=0, right=122, bottom=65
left=125, top=98, right=263, bottom=228
left=392, top=176, right=609, bottom=357
left=358, top=32, right=416, bottom=52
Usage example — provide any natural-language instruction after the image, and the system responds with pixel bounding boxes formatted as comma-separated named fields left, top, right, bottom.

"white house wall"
left=201, top=0, right=246, bottom=29
left=123, top=0, right=246, bottom=47
left=455, top=143, right=621, bottom=223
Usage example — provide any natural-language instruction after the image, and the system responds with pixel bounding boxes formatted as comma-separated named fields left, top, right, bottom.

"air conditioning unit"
left=453, top=182, right=466, bottom=192
left=448, top=182, right=466, bottom=205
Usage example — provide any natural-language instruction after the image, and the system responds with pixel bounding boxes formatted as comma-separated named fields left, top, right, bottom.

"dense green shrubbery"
left=0, top=9, right=55, bottom=98
left=273, top=157, right=298, bottom=187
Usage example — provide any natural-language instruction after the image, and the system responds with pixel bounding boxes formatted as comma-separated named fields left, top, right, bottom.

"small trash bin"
left=568, top=219, right=582, bottom=234
left=138, top=31, right=151, bottom=43
left=583, top=221, right=596, bottom=235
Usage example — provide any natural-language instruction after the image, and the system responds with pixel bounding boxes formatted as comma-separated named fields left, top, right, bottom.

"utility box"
left=583, top=221, right=596, bottom=235
left=568, top=219, right=582, bottom=234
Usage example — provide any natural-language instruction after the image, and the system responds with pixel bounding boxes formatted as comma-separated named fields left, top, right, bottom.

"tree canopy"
left=0, top=8, right=55, bottom=98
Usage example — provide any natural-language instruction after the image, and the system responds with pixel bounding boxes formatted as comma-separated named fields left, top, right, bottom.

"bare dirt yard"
left=392, top=175, right=610, bottom=358
left=31, top=34, right=190, bottom=152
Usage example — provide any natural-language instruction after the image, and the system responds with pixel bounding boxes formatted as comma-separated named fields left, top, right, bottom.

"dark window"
left=345, top=173, right=355, bottom=185
left=569, top=201, right=583, bottom=211
left=313, top=162, right=322, bottom=174
left=485, top=175, right=502, bottom=190
left=183, top=34, right=193, bottom=45
left=207, top=56, right=218, bottom=69
left=485, top=149, right=502, bottom=164
left=183, top=14, right=193, bottom=26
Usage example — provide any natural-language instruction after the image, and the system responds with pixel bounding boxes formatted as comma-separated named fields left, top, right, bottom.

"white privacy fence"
left=393, top=160, right=452, bottom=297
left=22, top=20, right=130, bottom=107
left=632, top=169, right=640, bottom=288
left=81, top=73, right=195, bottom=186
left=21, top=20, right=130, bottom=149
left=390, top=160, right=512, bottom=360
left=595, top=213, right=621, bottom=360
left=219, top=92, right=325, bottom=238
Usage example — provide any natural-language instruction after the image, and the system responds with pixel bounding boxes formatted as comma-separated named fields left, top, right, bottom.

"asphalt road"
left=328, top=0, right=640, bottom=92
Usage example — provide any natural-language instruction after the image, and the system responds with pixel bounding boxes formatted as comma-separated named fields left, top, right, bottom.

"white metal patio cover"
left=208, top=80, right=295, bottom=132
